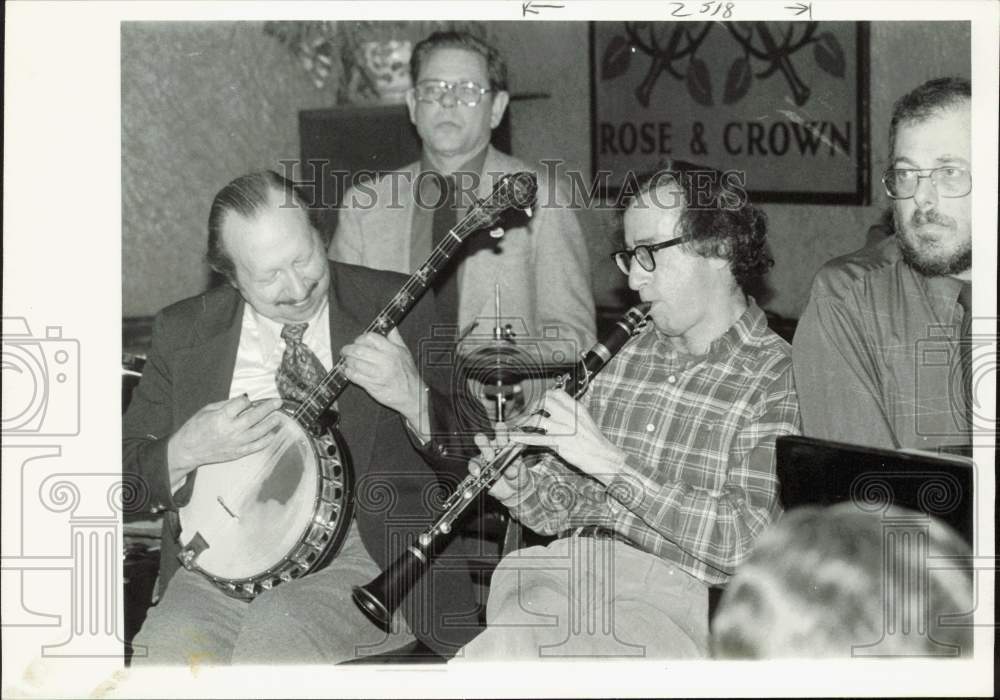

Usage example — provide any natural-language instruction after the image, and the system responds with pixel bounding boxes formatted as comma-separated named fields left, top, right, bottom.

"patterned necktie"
left=275, top=323, right=327, bottom=404
left=955, top=283, right=973, bottom=431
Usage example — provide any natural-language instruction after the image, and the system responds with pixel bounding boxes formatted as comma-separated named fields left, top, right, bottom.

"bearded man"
left=793, top=77, right=973, bottom=451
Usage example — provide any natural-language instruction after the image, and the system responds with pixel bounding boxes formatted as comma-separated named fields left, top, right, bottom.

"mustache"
left=276, top=281, right=319, bottom=306
left=910, top=208, right=955, bottom=228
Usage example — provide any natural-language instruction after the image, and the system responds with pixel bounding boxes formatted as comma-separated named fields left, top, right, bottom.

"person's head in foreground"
left=711, top=503, right=973, bottom=658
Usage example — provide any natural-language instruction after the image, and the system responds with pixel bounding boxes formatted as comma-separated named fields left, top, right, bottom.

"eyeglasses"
left=611, top=237, right=692, bottom=275
left=881, top=166, right=972, bottom=199
left=413, top=80, right=493, bottom=107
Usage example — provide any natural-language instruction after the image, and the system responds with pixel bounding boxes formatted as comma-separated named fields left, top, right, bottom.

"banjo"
left=176, top=172, right=538, bottom=600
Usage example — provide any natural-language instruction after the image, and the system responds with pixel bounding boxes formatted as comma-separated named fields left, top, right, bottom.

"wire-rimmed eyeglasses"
left=611, top=236, right=692, bottom=275
left=881, top=166, right=972, bottom=199
left=413, top=80, right=493, bottom=107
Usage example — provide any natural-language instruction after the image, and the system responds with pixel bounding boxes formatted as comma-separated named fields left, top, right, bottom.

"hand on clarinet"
left=508, top=389, right=628, bottom=486
left=468, top=424, right=529, bottom=501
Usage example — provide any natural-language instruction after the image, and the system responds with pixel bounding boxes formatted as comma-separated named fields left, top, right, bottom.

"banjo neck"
left=177, top=172, right=537, bottom=599
left=291, top=235, right=460, bottom=431
left=292, top=172, right=538, bottom=433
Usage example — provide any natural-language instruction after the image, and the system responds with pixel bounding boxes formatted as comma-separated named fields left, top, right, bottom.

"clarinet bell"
left=352, top=582, right=393, bottom=633
left=352, top=538, right=434, bottom=633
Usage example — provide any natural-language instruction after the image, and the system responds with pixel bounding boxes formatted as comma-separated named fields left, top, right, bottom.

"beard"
left=895, top=207, right=972, bottom=276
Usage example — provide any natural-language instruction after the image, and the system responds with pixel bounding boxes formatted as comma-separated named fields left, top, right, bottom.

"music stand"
left=775, top=435, right=974, bottom=544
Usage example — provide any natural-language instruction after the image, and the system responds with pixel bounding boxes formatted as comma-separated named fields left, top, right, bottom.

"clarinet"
left=351, top=303, right=652, bottom=631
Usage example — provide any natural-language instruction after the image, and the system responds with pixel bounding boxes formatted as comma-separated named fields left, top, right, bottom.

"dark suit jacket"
left=123, top=261, right=482, bottom=654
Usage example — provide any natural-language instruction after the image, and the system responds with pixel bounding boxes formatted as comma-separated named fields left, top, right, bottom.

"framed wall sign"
left=590, top=21, right=871, bottom=204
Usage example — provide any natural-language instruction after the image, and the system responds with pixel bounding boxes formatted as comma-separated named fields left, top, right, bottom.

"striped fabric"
left=502, top=301, right=801, bottom=586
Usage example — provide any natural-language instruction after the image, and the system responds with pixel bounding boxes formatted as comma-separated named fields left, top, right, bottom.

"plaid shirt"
left=501, top=301, right=800, bottom=586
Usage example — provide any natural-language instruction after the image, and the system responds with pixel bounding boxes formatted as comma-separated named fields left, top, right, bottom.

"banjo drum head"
left=178, top=412, right=322, bottom=580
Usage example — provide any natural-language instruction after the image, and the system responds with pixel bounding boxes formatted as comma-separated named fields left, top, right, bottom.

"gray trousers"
left=131, top=522, right=413, bottom=665
left=454, top=535, right=709, bottom=661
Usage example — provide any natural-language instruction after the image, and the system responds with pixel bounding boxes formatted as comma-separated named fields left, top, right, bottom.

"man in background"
left=330, top=30, right=596, bottom=425
left=793, top=77, right=973, bottom=451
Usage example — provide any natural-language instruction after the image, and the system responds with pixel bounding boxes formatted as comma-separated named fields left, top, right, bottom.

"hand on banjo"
left=341, top=329, right=427, bottom=429
left=167, top=395, right=284, bottom=482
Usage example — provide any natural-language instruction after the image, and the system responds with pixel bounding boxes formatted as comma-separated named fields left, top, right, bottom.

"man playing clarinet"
left=456, top=162, right=801, bottom=660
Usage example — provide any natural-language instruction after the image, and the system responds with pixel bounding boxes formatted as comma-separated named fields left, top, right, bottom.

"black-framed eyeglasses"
left=611, top=237, right=692, bottom=275
left=881, top=166, right=972, bottom=199
left=413, top=80, right=493, bottom=107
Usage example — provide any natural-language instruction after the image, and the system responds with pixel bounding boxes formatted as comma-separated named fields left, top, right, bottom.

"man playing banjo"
left=124, top=170, right=482, bottom=664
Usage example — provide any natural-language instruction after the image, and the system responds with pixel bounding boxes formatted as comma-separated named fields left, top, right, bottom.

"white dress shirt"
left=229, top=298, right=333, bottom=400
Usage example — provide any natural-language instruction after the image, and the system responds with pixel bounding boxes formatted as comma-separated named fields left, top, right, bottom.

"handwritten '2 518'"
left=670, top=2, right=735, bottom=18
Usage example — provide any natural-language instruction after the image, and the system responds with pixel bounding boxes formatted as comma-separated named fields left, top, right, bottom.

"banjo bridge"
left=217, top=496, right=239, bottom=519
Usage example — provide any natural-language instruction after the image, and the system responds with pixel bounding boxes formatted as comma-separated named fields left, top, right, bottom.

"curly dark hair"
left=623, top=161, right=772, bottom=294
